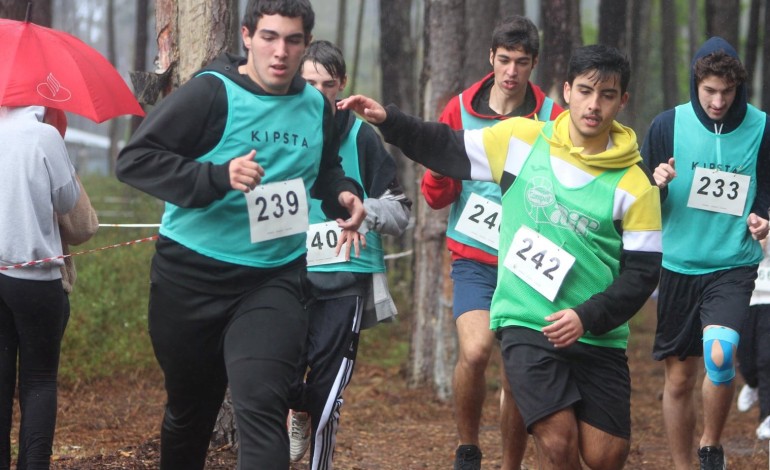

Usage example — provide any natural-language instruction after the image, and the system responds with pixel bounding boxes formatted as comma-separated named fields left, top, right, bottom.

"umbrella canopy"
left=0, top=18, right=145, bottom=123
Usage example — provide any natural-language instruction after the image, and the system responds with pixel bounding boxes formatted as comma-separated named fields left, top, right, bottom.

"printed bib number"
left=503, top=226, right=575, bottom=301
left=756, top=266, right=770, bottom=292
left=306, top=221, right=348, bottom=266
left=454, top=193, right=501, bottom=250
left=687, top=167, right=750, bottom=216
left=245, top=178, right=308, bottom=243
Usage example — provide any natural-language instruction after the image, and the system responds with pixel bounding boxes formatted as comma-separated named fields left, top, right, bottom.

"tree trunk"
left=336, top=0, right=347, bottom=53
left=625, top=0, right=652, bottom=135
left=598, top=0, right=626, bottom=50
left=743, top=0, right=762, bottom=100
left=147, top=0, right=235, bottom=98
left=0, top=0, right=51, bottom=25
left=408, top=0, right=465, bottom=400
left=763, top=0, right=770, bottom=109
left=462, top=0, right=499, bottom=88
left=705, top=0, right=739, bottom=48
left=106, top=0, right=120, bottom=175
left=539, top=0, right=577, bottom=104
left=131, top=0, right=149, bottom=133
left=660, top=0, right=679, bottom=109
left=347, top=0, right=366, bottom=95
left=379, top=0, right=419, bottom=235
left=501, top=0, right=525, bottom=17
left=688, top=0, right=701, bottom=60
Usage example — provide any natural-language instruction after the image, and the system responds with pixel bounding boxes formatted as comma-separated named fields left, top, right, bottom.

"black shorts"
left=653, top=265, right=757, bottom=361
left=499, top=326, right=631, bottom=439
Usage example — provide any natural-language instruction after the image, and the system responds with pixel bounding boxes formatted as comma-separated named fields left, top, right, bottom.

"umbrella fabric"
left=0, top=19, right=145, bottom=123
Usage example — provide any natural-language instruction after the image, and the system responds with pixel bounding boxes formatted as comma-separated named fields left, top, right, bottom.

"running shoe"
left=288, top=410, right=310, bottom=462
left=737, top=384, right=759, bottom=412
left=698, top=445, right=726, bottom=470
left=454, top=444, right=482, bottom=470
left=756, top=415, right=770, bottom=440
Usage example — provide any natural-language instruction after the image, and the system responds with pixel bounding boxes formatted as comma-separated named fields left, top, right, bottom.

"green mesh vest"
left=491, top=121, right=631, bottom=349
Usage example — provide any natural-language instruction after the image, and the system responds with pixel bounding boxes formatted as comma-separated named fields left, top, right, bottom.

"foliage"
left=59, top=175, right=163, bottom=385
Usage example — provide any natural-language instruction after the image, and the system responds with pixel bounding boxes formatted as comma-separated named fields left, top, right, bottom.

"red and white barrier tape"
left=0, top=235, right=158, bottom=271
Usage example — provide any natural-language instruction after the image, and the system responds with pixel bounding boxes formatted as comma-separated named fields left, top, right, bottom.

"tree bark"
left=598, top=0, right=626, bottom=50
left=336, top=0, right=347, bottom=53
left=539, top=0, right=577, bottom=104
left=379, top=0, right=419, bottom=235
left=743, top=0, right=762, bottom=100
left=462, top=0, right=498, bottom=88
left=408, top=0, right=465, bottom=400
left=763, top=0, right=770, bottom=109
left=660, top=0, right=679, bottom=109
left=131, top=0, right=149, bottom=132
left=688, top=0, right=701, bottom=60
left=106, top=0, right=120, bottom=175
left=705, top=0, right=739, bottom=48
left=625, top=0, right=652, bottom=135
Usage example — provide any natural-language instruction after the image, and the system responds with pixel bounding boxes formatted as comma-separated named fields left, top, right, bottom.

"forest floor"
left=15, top=299, right=770, bottom=469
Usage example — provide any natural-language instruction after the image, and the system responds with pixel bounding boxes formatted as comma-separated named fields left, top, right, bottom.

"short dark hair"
left=567, top=44, right=631, bottom=94
left=694, top=50, right=747, bottom=87
left=300, top=40, right=346, bottom=80
left=241, top=0, right=314, bottom=40
left=491, top=15, right=540, bottom=59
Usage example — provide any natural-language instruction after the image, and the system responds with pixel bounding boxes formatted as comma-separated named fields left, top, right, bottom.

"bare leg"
left=530, top=408, right=581, bottom=470
left=662, top=356, right=699, bottom=470
left=500, top=368, right=527, bottom=470
left=454, top=309, right=494, bottom=447
left=579, top=421, right=629, bottom=470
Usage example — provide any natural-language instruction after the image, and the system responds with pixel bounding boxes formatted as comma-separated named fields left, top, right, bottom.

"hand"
left=335, top=191, right=366, bottom=232
left=336, top=95, right=387, bottom=124
left=652, top=157, right=676, bottom=188
left=335, top=228, right=367, bottom=260
left=542, top=309, right=584, bottom=348
left=747, top=213, right=770, bottom=240
left=229, top=150, right=265, bottom=193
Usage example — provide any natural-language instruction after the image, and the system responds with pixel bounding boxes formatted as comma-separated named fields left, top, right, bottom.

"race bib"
left=687, top=167, right=750, bottom=216
left=454, top=192, right=501, bottom=250
left=306, top=221, right=348, bottom=266
left=245, top=178, right=308, bottom=243
left=503, top=226, right=575, bottom=301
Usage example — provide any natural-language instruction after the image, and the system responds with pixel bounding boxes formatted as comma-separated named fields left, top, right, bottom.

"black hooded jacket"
left=641, top=37, right=770, bottom=214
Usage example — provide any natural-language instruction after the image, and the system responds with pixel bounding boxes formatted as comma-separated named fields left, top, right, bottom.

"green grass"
left=59, top=175, right=163, bottom=385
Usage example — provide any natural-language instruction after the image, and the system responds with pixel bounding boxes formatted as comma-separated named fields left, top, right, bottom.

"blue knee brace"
left=703, top=327, right=739, bottom=386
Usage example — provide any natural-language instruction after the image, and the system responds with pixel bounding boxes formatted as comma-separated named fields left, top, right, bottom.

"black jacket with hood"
left=641, top=36, right=770, bottom=213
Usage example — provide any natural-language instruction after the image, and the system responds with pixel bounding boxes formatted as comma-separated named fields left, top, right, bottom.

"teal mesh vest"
left=159, top=71, right=325, bottom=268
left=491, top=121, right=631, bottom=349
left=661, top=103, right=764, bottom=274
left=308, top=118, right=385, bottom=273
left=445, top=93, right=555, bottom=255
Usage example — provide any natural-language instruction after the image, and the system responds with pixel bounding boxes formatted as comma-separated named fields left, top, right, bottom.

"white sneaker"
left=738, top=384, right=759, bottom=412
left=288, top=410, right=310, bottom=462
left=756, top=415, right=770, bottom=440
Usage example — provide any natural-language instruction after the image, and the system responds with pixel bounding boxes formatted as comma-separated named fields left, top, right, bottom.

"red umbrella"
left=0, top=18, right=145, bottom=123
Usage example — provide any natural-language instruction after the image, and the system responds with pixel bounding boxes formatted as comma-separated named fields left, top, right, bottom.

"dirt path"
left=43, top=300, right=769, bottom=469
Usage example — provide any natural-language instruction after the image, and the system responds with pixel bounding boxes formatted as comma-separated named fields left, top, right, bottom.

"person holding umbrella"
left=0, top=105, right=81, bottom=469
left=116, top=1, right=365, bottom=469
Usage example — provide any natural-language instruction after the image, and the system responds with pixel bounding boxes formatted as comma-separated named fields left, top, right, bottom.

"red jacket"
left=421, top=72, right=563, bottom=265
